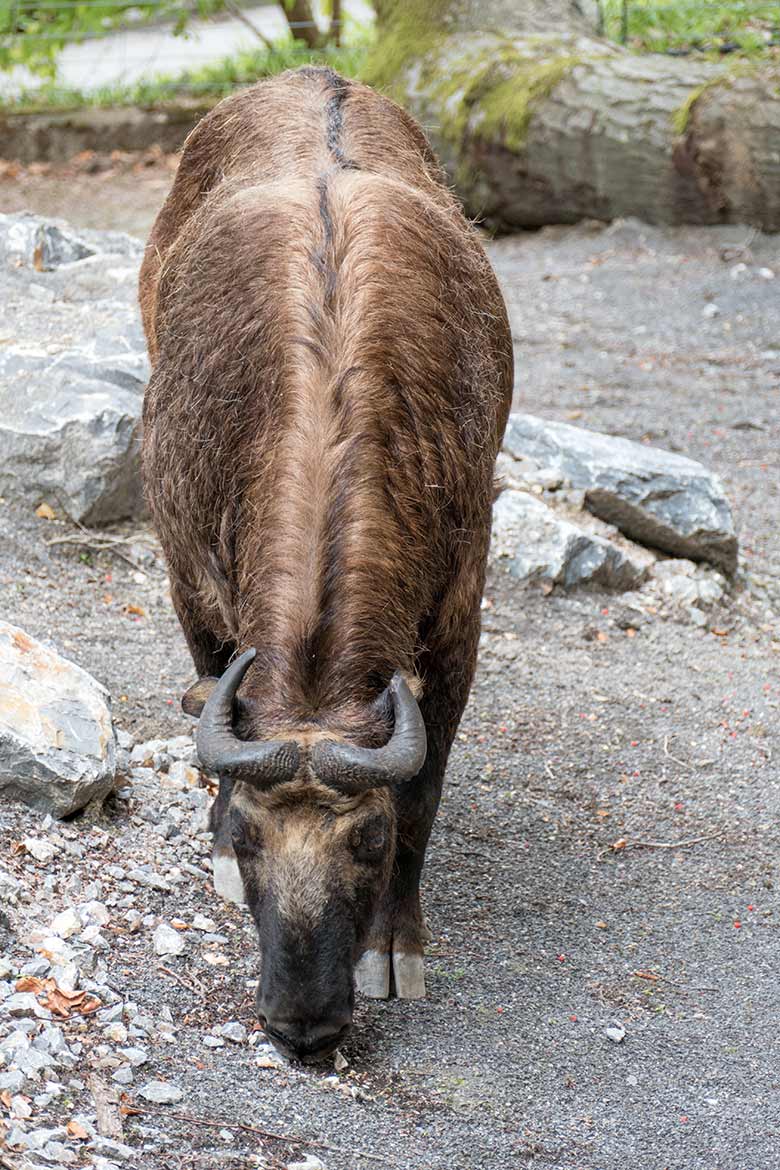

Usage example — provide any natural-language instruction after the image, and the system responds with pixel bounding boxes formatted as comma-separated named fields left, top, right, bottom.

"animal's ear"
left=181, top=677, right=218, bottom=717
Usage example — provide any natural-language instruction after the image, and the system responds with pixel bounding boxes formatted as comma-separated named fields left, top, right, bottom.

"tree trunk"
left=282, top=0, right=324, bottom=50
left=366, top=0, right=780, bottom=232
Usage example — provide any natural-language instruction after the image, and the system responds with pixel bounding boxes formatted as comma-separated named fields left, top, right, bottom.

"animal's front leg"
left=356, top=721, right=449, bottom=1000
left=356, top=569, right=485, bottom=1000
left=356, top=840, right=433, bottom=1000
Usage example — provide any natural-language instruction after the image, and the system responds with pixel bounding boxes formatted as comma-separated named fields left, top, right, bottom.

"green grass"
left=601, top=0, right=780, bottom=56
left=0, top=32, right=372, bottom=114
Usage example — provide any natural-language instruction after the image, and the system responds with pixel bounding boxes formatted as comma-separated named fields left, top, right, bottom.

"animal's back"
left=141, top=67, right=512, bottom=732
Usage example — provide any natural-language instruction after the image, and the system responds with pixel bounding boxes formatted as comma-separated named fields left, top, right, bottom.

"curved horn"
left=310, top=672, right=426, bottom=794
left=196, top=649, right=300, bottom=785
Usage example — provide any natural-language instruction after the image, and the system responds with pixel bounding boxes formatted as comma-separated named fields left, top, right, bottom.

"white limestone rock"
left=0, top=622, right=116, bottom=818
left=491, top=490, right=646, bottom=591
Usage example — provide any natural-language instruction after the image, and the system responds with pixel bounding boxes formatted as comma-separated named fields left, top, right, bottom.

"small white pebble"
left=152, top=923, right=185, bottom=957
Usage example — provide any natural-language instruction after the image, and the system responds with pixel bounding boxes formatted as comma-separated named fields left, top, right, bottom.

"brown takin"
left=139, top=66, right=512, bottom=1062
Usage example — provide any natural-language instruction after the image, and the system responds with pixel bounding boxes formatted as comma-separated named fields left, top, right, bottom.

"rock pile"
left=502, top=413, right=737, bottom=573
left=491, top=413, right=737, bottom=616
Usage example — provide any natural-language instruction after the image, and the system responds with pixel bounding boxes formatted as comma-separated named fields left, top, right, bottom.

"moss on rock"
left=672, top=63, right=776, bottom=135
left=364, top=5, right=580, bottom=153
left=447, top=47, right=581, bottom=151
left=673, top=77, right=726, bottom=136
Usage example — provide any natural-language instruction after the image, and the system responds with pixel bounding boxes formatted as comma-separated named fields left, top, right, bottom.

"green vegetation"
left=364, top=4, right=584, bottom=152
left=1, top=34, right=371, bottom=113
left=601, top=0, right=780, bottom=57
left=0, top=1, right=225, bottom=78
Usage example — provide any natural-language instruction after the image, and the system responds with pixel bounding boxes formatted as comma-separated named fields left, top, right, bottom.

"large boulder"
left=0, top=213, right=148, bottom=525
left=491, top=490, right=646, bottom=591
left=0, top=622, right=117, bottom=818
left=502, top=414, right=737, bottom=574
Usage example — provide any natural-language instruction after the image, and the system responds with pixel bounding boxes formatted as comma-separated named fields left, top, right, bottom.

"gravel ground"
left=1, top=160, right=779, bottom=1170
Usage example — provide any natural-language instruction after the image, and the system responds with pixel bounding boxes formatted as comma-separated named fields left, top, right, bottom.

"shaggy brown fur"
left=140, top=66, right=512, bottom=1033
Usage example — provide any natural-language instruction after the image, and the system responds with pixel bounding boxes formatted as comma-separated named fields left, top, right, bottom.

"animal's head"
left=191, top=650, right=426, bottom=1062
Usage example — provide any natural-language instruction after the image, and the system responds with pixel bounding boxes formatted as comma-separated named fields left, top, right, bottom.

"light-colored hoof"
left=392, top=951, right=425, bottom=999
left=212, top=847, right=246, bottom=905
left=354, top=949, right=390, bottom=999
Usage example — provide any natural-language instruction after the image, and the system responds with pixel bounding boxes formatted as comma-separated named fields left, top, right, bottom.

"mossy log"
left=365, top=0, right=780, bottom=232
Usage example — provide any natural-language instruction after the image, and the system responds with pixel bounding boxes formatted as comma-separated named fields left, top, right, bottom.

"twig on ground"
left=88, top=1072, right=124, bottom=1139
left=633, top=969, right=719, bottom=994
left=663, top=734, right=690, bottom=769
left=128, top=1106, right=394, bottom=1164
left=157, top=965, right=206, bottom=996
left=598, top=829, right=725, bottom=860
left=629, top=830, right=726, bottom=850
left=45, top=531, right=152, bottom=571
left=47, top=491, right=156, bottom=571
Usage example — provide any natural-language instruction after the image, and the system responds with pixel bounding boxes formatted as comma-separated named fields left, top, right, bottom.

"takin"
left=139, top=66, right=513, bottom=1062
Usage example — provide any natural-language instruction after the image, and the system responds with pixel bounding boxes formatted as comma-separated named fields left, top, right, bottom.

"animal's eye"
left=230, top=808, right=259, bottom=852
left=351, top=816, right=387, bottom=862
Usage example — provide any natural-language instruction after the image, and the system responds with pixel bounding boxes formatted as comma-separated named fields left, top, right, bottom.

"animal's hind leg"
left=169, top=578, right=234, bottom=679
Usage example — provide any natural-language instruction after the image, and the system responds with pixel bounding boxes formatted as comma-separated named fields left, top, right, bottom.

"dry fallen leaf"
left=611, top=838, right=628, bottom=852
left=66, top=1120, right=89, bottom=1140
left=16, top=976, right=101, bottom=1018
left=44, top=985, right=102, bottom=1018
left=35, top=502, right=55, bottom=521
left=124, top=603, right=146, bottom=618
left=15, top=975, right=45, bottom=994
